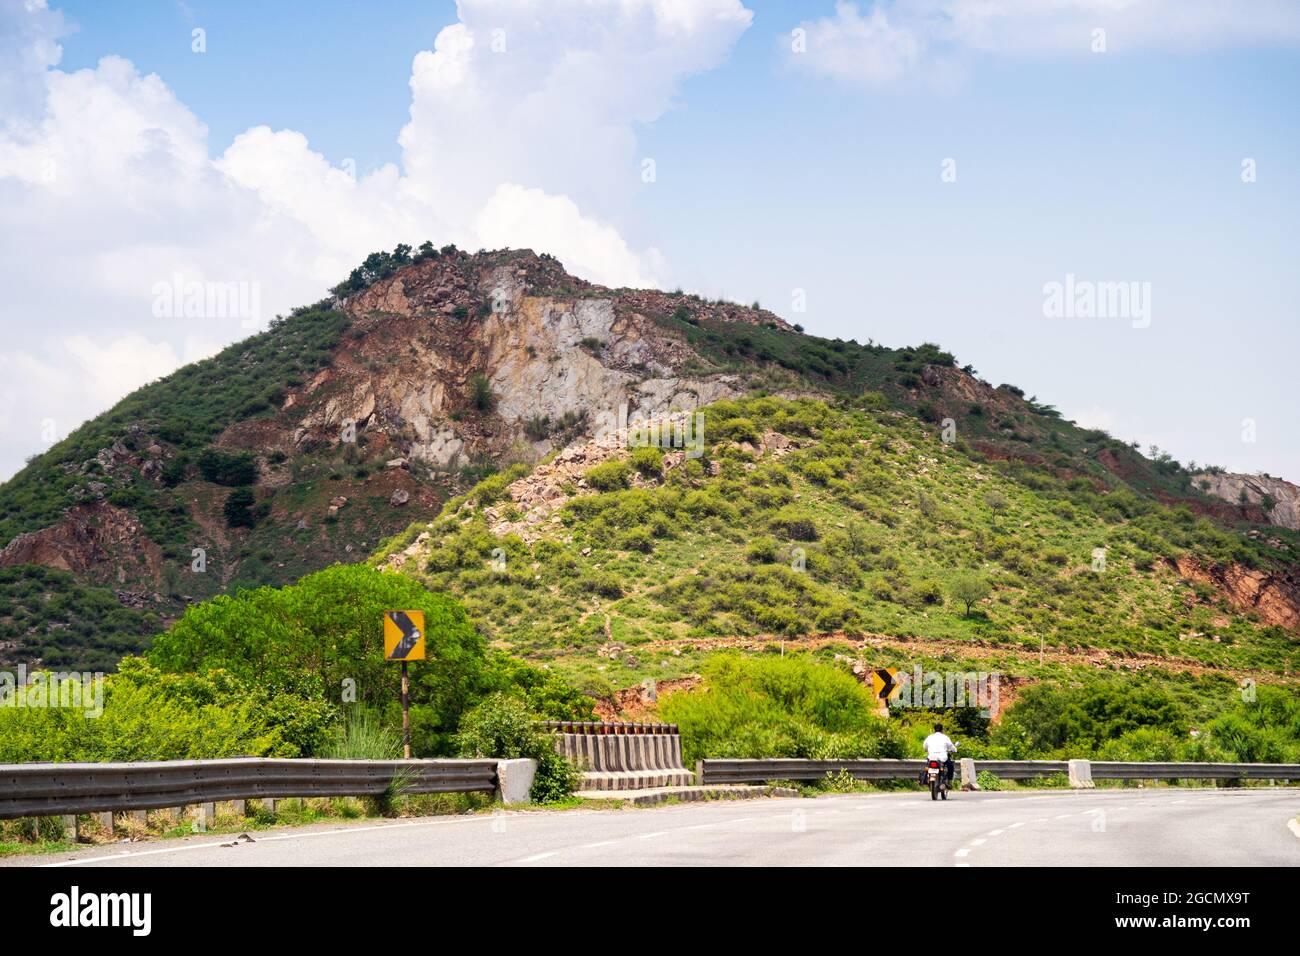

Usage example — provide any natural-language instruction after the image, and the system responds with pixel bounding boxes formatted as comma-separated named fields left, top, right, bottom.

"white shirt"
left=923, top=732, right=956, bottom=761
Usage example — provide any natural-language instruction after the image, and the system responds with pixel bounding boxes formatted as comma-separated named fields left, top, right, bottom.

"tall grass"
left=324, top=707, right=403, bottom=760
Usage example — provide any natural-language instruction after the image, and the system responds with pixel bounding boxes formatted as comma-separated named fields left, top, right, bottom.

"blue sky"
left=3, top=0, right=1298, bottom=482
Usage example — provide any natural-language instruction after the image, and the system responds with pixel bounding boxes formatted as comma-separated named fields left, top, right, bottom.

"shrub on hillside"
left=197, top=447, right=258, bottom=486
left=768, top=506, right=819, bottom=541
left=585, top=459, right=632, bottom=491
left=628, top=445, right=664, bottom=478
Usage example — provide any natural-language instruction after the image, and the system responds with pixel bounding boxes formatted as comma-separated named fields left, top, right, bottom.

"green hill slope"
left=375, top=394, right=1300, bottom=699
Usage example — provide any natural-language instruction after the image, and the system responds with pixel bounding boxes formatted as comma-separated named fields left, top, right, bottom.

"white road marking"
left=970, top=838, right=986, bottom=846
left=1008, top=822, right=1025, bottom=828
left=582, top=841, right=616, bottom=849
left=637, top=831, right=668, bottom=840
left=1287, top=819, right=1300, bottom=842
left=987, top=829, right=1005, bottom=836
left=1054, top=813, right=1072, bottom=820
left=516, top=852, right=557, bottom=863
left=954, top=848, right=970, bottom=858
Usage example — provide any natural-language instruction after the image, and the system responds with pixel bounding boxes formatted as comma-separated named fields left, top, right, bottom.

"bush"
left=0, top=658, right=336, bottom=762
left=585, top=459, right=632, bottom=491
left=469, top=374, right=495, bottom=412
left=768, top=506, right=819, bottom=541
left=661, top=654, right=903, bottom=764
left=617, top=527, right=655, bottom=553
left=223, top=488, right=261, bottom=528
left=628, top=445, right=664, bottom=478
left=454, top=693, right=581, bottom=803
left=197, top=447, right=258, bottom=486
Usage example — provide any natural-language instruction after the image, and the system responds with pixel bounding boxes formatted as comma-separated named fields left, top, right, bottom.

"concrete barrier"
left=960, top=758, right=980, bottom=791
left=551, top=722, right=695, bottom=790
left=495, top=758, right=537, bottom=805
left=1068, top=759, right=1095, bottom=789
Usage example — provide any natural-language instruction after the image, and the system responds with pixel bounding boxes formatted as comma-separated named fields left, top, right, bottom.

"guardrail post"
left=262, top=798, right=276, bottom=814
left=960, top=758, right=979, bottom=791
left=230, top=799, right=247, bottom=816
left=59, top=815, right=75, bottom=842
left=194, top=802, right=215, bottom=830
left=1068, top=759, right=1095, bottom=789
left=96, top=811, right=113, bottom=834
left=696, top=760, right=705, bottom=785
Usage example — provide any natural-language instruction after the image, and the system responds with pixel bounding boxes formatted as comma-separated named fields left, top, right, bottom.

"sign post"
left=383, top=610, right=426, bottom=759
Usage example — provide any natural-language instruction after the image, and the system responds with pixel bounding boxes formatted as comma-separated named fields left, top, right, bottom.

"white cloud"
left=0, top=0, right=753, bottom=481
left=476, top=184, right=664, bottom=289
left=788, top=1, right=1300, bottom=87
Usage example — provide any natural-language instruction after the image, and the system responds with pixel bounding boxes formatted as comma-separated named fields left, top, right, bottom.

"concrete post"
left=1068, top=759, right=1095, bottom=789
left=97, top=811, right=113, bottom=834
left=959, top=758, right=980, bottom=791
left=230, top=799, right=247, bottom=816
left=495, top=758, right=538, bottom=805
left=261, top=798, right=276, bottom=814
left=59, top=815, right=76, bottom=842
left=131, top=809, right=147, bottom=825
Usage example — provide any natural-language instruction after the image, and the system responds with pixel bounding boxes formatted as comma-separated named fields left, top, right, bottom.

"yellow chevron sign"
left=871, top=668, right=901, bottom=701
left=383, top=610, right=426, bottom=661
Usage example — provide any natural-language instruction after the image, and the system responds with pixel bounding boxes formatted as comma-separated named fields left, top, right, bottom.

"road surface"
left=8, top=787, right=1299, bottom=867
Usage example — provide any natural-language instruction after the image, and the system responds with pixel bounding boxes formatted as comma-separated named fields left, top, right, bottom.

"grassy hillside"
left=376, top=394, right=1298, bottom=699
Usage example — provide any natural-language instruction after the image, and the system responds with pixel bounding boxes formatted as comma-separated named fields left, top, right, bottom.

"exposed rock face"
left=0, top=501, right=163, bottom=584
left=285, top=250, right=754, bottom=472
left=1191, top=472, right=1300, bottom=531
left=1172, top=555, right=1300, bottom=631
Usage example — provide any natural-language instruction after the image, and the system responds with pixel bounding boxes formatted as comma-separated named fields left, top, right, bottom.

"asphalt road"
left=10, top=787, right=1300, bottom=867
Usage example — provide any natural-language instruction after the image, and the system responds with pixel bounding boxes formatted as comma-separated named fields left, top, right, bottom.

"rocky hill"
left=2, top=244, right=1296, bottom=671
left=1191, top=471, right=1300, bottom=531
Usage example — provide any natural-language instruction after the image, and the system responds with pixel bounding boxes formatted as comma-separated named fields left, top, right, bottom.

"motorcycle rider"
left=922, top=721, right=957, bottom=787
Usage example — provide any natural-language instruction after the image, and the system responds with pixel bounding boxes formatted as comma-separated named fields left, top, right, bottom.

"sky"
left=1, top=0, right=1297, bottom=485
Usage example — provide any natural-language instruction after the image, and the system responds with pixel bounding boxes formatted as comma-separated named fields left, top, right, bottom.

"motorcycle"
left=925, top=759, right=949, bottom=800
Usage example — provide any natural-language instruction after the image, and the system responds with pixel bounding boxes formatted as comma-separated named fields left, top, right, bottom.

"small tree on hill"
left=949, top=572, right=991, bottom=617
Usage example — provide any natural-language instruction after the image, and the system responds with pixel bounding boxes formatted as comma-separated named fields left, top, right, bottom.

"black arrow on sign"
left=387, top=611, right=422, bottom=660
left=874, top=668, right=897, bottom=700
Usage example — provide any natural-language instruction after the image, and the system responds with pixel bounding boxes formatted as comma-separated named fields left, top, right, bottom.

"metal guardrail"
left=1089, top=761, right=1300, bottom=781
left=697, top=758, right=1300, bottom=786
left=0, top=757, right=498, bottom=820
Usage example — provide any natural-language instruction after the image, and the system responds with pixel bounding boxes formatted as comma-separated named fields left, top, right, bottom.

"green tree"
left=948, top=572, right=991, bottom=616
left=149, top=564, right=488, bottom=754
